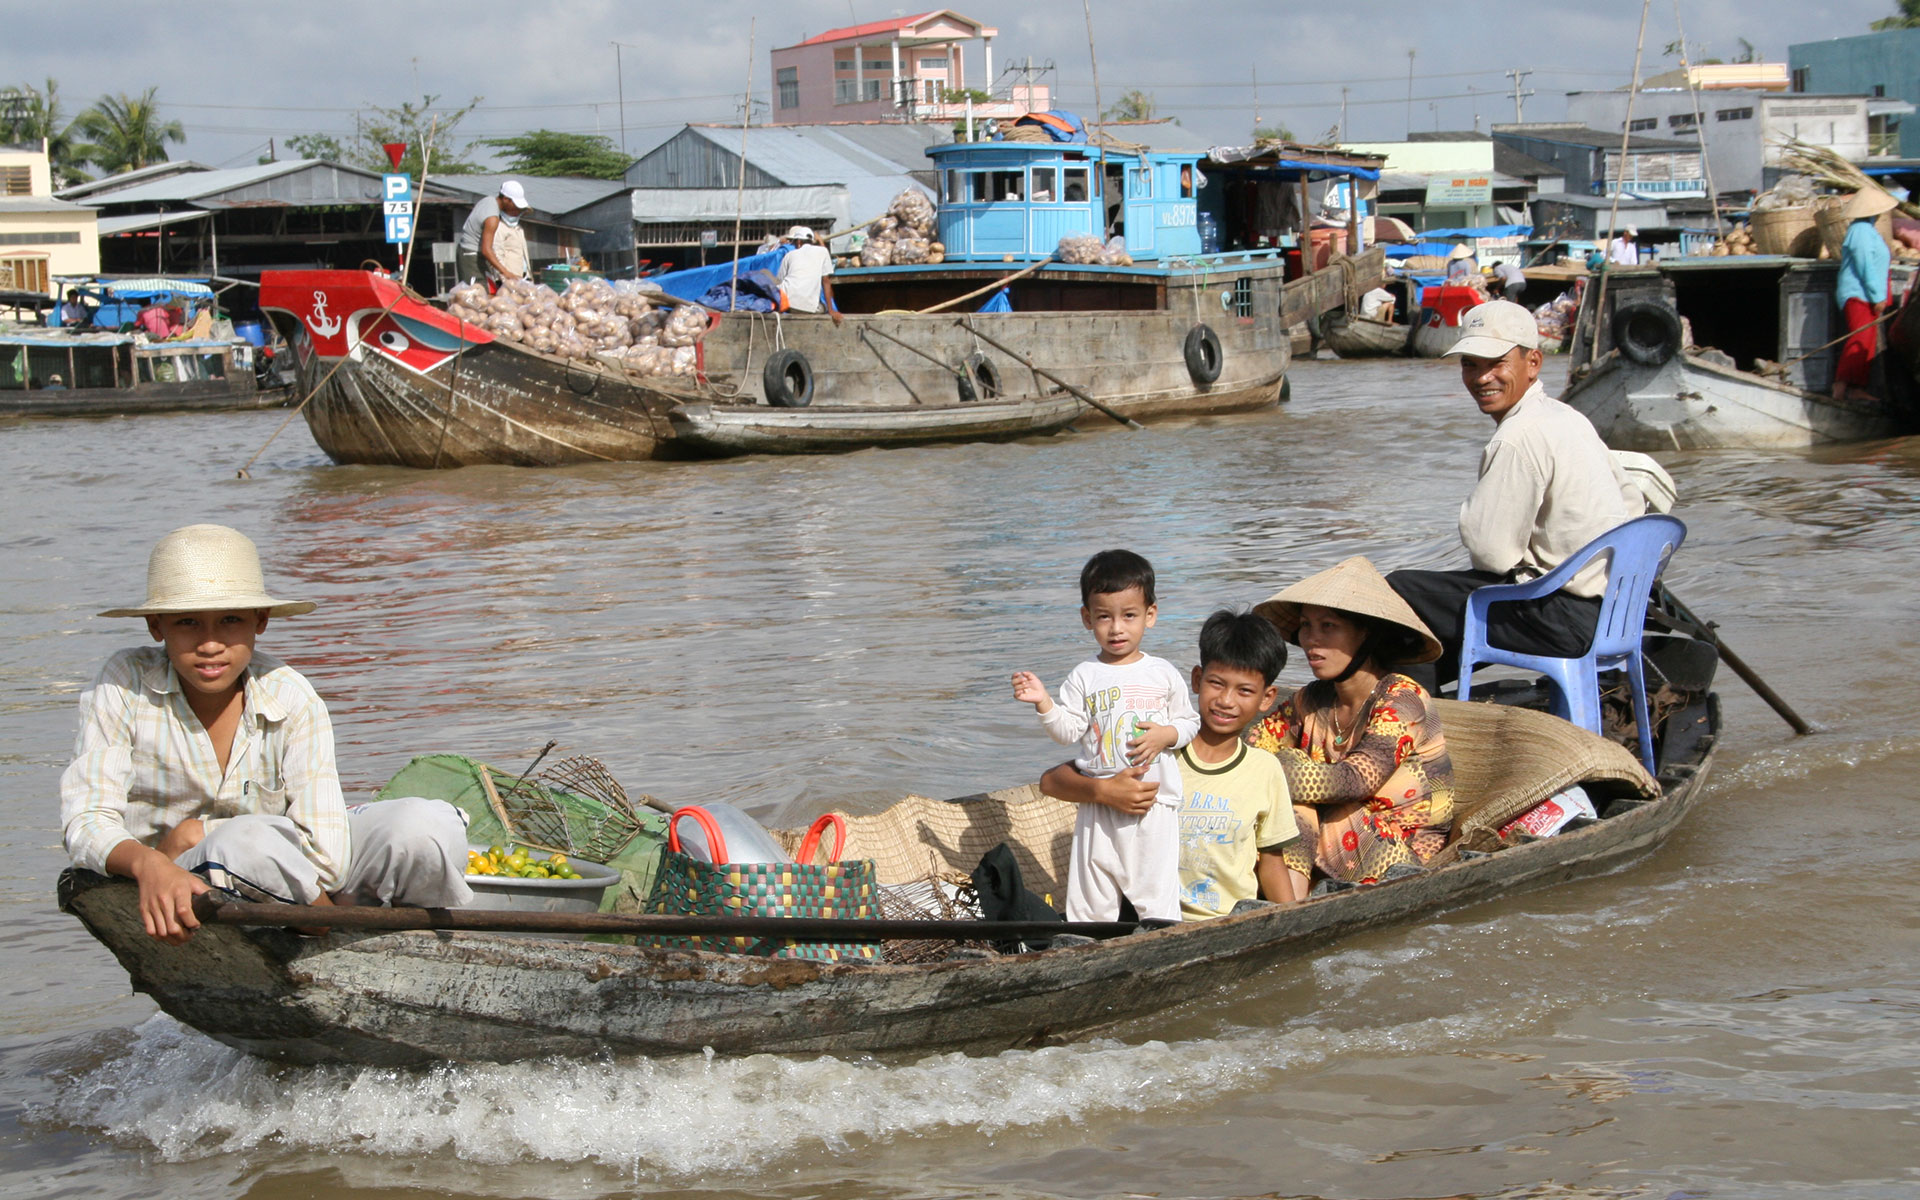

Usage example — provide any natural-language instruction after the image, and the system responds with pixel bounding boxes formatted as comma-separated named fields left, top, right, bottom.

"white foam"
left=38, top=1008, right=1514, bottom=1179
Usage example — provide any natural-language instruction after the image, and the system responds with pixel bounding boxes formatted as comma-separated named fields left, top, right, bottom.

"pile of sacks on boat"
left=446, top=278, right=710, bottom=377
left=1056, top=233, right=1134, bottom=266
left=847, top=189, right=946, bottom=267
left=1531, top=287, right=1581, bottom=348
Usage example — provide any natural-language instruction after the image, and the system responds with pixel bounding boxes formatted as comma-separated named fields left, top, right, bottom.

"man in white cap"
left=1607, top=225, right=1639, bottom=267
left=1386, top=300, right=1640, bottom=690
left=457, top=179, right=533, bottom=290
left=775, top=225, right=843, bottom=325
left=61, top=524, right=475, bottom=943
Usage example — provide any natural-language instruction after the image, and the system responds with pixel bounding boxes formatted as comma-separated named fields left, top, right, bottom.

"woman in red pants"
left=1833, top=186, right=1897, bottom=404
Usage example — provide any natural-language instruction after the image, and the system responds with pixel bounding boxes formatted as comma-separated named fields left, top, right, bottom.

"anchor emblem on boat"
left=306, top=291, right=343, bottom=338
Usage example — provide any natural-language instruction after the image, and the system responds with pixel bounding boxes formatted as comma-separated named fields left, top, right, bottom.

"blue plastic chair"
left=1457, top=514, right=1687, bottom=774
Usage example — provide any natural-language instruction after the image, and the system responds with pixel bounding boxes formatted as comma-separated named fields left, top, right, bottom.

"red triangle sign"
left=383, top=142, right=407, bottom=170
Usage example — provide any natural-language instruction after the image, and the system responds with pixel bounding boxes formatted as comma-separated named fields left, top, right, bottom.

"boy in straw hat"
left=1385, top=299, right=1641, bottom=690
left=1832, top=185, right=1897, bottom=404
left=59, top=525, right=473, bottom=944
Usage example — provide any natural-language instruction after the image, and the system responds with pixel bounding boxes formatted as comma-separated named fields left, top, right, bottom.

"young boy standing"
left=1012, top=550, right=1199, bottom=923
left=1176, top=610, right=1305, bottom=918
left=60, top=524, right=473, bottom=944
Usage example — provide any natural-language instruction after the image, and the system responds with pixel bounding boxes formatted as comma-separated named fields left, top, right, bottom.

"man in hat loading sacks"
left=59, top=525, right=474, bottom=944
left=1386, top=301, right=1641, bottom=691
left=457, top=179, right=533, bottom=290
left=775, top=226, right=844, bottom=325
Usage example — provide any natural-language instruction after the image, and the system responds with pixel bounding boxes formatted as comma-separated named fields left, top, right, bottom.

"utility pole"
left=1505, top=68, right=1534, bottom=124
left=1341, top=86, right=1349, bottom=141
left=1405, top=49, right=1418, bottom=136
left=1252, top=64, right=1260, bottom=136
left=612, top=42, right=631, bottom=155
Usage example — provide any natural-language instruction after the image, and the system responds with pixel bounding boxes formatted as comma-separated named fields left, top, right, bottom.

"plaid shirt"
left=59, top=646, right=351, bottom=888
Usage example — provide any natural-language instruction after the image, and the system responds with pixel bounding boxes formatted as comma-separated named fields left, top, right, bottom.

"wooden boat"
left=259, top=249, right=1380, bottom=465
left=0, top=324, right=285, bottom=418
left=59, top=692, right=1718, bottom=1066
left=1564, top=256, right=1917, bottom=449
left=1322, top=309, right=1414, bottom=358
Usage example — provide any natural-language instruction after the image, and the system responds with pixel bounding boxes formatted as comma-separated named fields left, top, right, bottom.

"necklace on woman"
left=1329, top=701, right=1363, bottom=748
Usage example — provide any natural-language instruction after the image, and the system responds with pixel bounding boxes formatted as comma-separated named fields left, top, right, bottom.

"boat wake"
left=37, top=1006, right=1515, bottom=1178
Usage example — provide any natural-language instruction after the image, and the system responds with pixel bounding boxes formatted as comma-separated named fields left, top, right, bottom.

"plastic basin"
left=464, top=845, right=620, bottom=914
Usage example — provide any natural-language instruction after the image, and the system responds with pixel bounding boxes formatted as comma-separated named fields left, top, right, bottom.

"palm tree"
left=1872, top=0, right=1920, bottom=28
left=1, top=78, right=87, bottom=184
left=74, top=87, right=185, bottom=176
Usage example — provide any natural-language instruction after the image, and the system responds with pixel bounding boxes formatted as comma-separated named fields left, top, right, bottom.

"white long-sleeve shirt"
left=1038, top=654, right=1201, bottom=808
left=1458, top=383, right=1639, bottom=598
left=59, top=646, right=352, bottom=888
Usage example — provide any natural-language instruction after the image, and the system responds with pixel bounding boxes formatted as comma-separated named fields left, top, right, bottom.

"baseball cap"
left=1445, top=300, right=1541, bottom=358
left=499, top=180, right=529, bottom=208
left=786, top=225, right=815, bottom=242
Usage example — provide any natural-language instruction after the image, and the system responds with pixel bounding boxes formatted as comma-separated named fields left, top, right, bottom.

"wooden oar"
left=190, top=895, right=1143, bottom=943
left=956, top=318, right=1146, bottom=430
left=1653, top=583, right=1811, bottom=735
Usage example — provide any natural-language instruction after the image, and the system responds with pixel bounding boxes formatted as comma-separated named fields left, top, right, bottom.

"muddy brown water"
left=2, top=356, right=1916, bottom=1199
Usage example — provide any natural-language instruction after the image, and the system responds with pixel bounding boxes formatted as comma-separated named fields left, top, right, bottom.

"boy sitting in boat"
left=1041, top=610, right=1306, bottom=919
left=1011, top=550, right=1198, bottom=923
left=58, top=524, right=474, bottom=944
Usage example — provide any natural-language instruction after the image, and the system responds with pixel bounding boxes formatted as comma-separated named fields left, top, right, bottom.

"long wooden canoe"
left=59, top=693, right=1717, bottom=1067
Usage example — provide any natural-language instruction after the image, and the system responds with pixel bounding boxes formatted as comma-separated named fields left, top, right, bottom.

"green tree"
left=1872, top=0, right=1920, bottom=27
left=0, top=78, right=87, bottom=184
left=479, top=129, right=631, bottom=178
left=285, top=132, right=347, bottom=162
left=1254, top=125, right=1295, bottom=143
left=1102, top=89, right=1157, bottom=122
left=942, top=87, right=993, bottom=105
left=351, top=94, right=485, bottom=176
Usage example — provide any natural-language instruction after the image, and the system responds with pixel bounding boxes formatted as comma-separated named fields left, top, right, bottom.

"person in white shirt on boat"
left=457, top=180, right=533, bottom=290
left=776, top=226, right=843, bottom=326
left=59, top=524, right=474, bottom=944
left=1385, top=301, right=1641, bottom=690
left=1607, top=226, right=1639, bottom=266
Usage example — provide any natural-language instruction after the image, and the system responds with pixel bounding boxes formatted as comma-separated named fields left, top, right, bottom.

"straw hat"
left=1447, top=243, right=1475, bottom=261
left=1841, top=186, right=1897, bottom=222
left=1253, top=556, right=1442, bottom=665
left=100, top=524, right=315, bottom=618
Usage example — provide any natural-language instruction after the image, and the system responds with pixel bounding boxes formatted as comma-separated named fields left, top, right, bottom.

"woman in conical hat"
left=1249, top=556, right=1456, bottom=886
left=1832, top=186, right=1898, bottom=404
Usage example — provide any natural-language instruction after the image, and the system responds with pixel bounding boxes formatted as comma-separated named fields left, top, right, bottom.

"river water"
left=2, top=357, right=1917, bottom=1199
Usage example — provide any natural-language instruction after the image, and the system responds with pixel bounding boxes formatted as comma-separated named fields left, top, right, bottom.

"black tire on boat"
left=1184, top=323, right=1223, bottom=384
left=1612, top=300, right=1683, bottom=368
left=763, top=348, right=814, bottom=407
left=964, top=352, right=1002, bottom=400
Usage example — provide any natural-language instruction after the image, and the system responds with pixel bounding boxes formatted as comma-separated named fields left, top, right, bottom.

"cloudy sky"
left=2, top=0, right=1900, bottom=171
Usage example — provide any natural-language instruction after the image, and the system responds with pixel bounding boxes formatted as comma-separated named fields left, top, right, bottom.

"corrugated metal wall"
left=625, top=131, right=784, bottom=189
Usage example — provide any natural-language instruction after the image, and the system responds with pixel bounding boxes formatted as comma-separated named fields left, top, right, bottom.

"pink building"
left=770, top=10, right=1048, bottom=126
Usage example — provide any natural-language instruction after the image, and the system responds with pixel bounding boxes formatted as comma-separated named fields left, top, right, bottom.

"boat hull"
left=260, top=251, right=1382, bottom=466
left=1565, top=349, right=1905, bottom=450
left=0, top=379, right=289, bottom=418
left=1322, top=312, right=1412, bottom=358
left=60, top=696, right=1717, bottom=1066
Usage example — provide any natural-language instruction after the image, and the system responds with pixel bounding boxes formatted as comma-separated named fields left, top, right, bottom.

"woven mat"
left=1432, top=699, right=1659, bottom=838
left=773, top=703, right=1656, bottom=890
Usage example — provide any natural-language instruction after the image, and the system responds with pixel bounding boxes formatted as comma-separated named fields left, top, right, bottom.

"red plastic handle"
left=667, top=806, right=729, bottom=864
left=796, top=812, right=847, bottom=865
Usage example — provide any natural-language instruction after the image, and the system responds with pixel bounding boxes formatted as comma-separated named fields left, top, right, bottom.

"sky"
left=0, top=0, right=1901, bottom=173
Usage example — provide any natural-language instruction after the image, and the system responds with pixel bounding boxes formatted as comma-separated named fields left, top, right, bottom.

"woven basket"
left=1750, top=205, right=1820, bottom=256
left=1814, top=197, right=1893, bottom=260
left=641, top=854, right=881, bottom=962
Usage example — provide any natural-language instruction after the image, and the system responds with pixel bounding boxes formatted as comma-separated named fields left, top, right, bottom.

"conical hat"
left=1253, top=556, right=1442, bottom=665
left=99, top=524, right=316, bottom=618
left=1841, top=186, right=1897, bottom=222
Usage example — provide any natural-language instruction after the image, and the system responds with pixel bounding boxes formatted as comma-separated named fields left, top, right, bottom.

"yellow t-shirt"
left=1175, top=742, right=1297, bottom=920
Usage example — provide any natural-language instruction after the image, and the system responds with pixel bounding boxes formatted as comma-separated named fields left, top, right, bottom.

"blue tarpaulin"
left=1415, top=224, right=1532, bottom=239
left=977, top=287, right=1012, bottom=313
left=651, top=247, right=790, bottom=303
